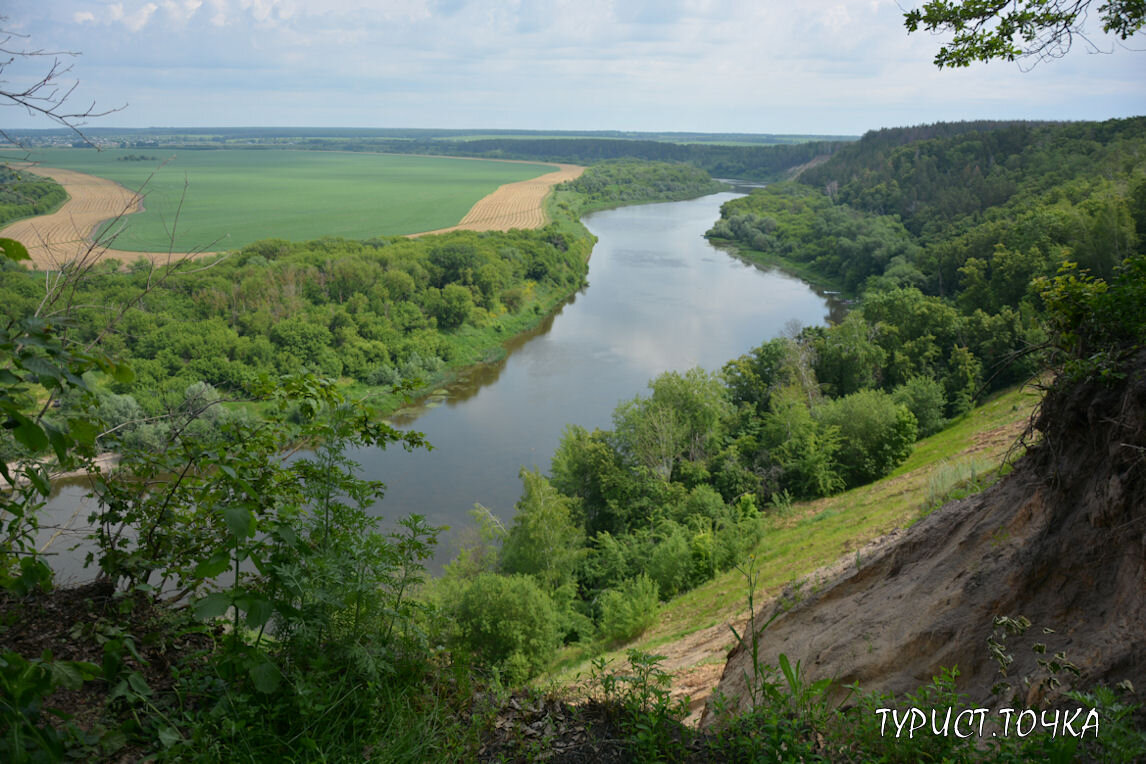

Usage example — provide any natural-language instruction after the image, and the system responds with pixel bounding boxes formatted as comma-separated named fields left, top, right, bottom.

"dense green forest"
left=0, top=218, right=591, bottom=461
left=0, top=165, right=67, bottom=228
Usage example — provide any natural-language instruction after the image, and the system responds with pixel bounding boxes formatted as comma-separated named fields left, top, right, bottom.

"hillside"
left=706, top=350, right=1145, bottom=722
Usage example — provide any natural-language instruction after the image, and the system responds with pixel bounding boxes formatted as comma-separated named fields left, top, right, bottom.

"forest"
left=0, top=166, right=68, bottom=229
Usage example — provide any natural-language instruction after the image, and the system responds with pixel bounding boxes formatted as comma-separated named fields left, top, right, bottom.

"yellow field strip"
left=408, top=163, right=584, bottom=237
left=2, top=160, right=585, bottom=269
left=0, top=165, right=191, bottom=270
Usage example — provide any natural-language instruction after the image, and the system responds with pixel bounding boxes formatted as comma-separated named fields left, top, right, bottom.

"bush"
left=816, top=389, right=918, bottom=487
left=599, top=574, right=660, bottom=644
left=454, top=573, right=558, bottom=680
left=645, top=524, right=693, bottom=598
left=893, top=375, right=947, bottom=438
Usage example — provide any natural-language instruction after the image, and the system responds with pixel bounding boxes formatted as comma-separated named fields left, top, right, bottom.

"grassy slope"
left=2, top=149, right=553, bottom=251
left=550, top=381, right=1042, bottom=680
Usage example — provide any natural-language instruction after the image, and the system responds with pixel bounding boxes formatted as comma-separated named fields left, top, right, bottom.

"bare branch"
left=0, top=17, right=125, bottom=148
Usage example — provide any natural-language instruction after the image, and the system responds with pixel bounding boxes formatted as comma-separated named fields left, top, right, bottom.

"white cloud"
left=162, top=0, right=204, bottom=25
left=107, top=2, right=160, bottom=32
left=73, top=11, right=96, bottom=23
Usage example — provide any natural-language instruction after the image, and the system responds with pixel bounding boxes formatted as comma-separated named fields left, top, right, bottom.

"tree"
left=904, top=0, right=1146, bottom=68
left=500, top=469, right=584, bottom=591
left=0, top=17, right=122, bottom=147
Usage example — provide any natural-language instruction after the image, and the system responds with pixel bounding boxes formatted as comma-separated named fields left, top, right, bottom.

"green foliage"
left=557, top=160, right=725, bottom=213
left=904, top=0, right=1146, bottom=68
left=613, top=368, right=730, bottom=480
left=1, top=225, right=590, bottom=412
left=815, top=389, right=917, bottom=487
left=590, top=649, right=691, bottom=762
left=763, top=385, right=845, bottom=499
left=500, top=469, right=584, bottom=591
left=0, top=650, right=100, bottom=763
left=809, top=312, right=886, bottom=397
left=0, top=166, right=67, bottom=229
left=453, top=573, right=559, bottom=681
left=1036, top=255, right=1146, bottom=381
left=707, top=181, right=920, bottom=292
left=893, top=374, right=948, bottom=438
left=598, top=574, right=660, bottom=645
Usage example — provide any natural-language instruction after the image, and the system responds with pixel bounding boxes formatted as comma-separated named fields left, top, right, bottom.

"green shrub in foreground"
left=454, top=573, right=558, bottom=682
left=599, top=573, right=660, bottom=645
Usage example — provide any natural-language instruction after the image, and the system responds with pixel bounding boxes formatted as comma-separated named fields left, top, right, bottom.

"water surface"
left=352, top=192, right=841, bottom=563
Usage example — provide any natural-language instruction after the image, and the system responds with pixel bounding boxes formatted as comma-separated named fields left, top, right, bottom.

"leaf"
left=0, top=237, right=30, bottom=262
left=10, top=412, right=49, bottom=452
left=68, top=418, right=100, bottom=447
left=157, top=726, right=184, bottom=749
left=26, top=464, right=51, bottom=496
left=46, top=424, right=70, bottom=462
left=48, top=659, right=91, bottom=691
left=192, top=592, right=231, bottom=621
left=192, top=550, right=231, bottom=580
left=222, top=506, right=253, bottom=539
left=112, top=362, right=135, bottom=384
left=249, top=660, right=282, bottom=694
left=128, top=671, right=152, bottom=697
left=242, top=596, right=274, bottom=629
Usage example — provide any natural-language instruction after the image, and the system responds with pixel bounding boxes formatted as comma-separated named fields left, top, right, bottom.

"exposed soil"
left=703, top=353, right=1146, bottom=725
left=409, top=163, right=584, bottom=236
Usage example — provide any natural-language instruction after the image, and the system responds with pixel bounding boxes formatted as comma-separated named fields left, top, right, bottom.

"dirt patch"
left=410, top=163, right=584, bottom=236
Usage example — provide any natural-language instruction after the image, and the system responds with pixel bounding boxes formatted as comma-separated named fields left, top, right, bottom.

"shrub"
left=815, top=389, right=918, bottom=487
left=454, top=573, right=558, bottom=680
left=893, top=374, right=947, bottom=438
left=599, top=574, right=660, bottom=644
left=645, top=524, right=693, bottom=598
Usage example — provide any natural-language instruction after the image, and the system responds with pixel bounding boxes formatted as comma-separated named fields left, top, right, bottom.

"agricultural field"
left=0, top=149, right=556, bottom=255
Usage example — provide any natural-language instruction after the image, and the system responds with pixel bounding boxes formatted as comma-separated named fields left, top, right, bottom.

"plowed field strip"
left=409, top=163, right=584, bottom=237
left=0, top=165, right=201, bottom=269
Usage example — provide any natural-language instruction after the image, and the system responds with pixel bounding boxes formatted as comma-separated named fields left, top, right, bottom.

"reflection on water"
left=38, top=191, right=841, bottom=577
left=351, top=192, right=839, bottom=567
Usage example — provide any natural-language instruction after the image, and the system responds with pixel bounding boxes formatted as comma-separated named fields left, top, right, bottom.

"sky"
left=2, top=0, right=1144, bottom=136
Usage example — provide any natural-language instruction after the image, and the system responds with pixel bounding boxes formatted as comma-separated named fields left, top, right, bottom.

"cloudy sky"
left=3, top=0, right=1143, bottom=136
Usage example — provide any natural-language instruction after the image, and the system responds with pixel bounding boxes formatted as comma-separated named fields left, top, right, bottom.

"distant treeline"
left=7, top=126, right=858, bottom=182
left=0, top=165, right=67, bottom=228
left=7, top=125, right=850, bottom=145
left=289, top=136, right=850, bottom=182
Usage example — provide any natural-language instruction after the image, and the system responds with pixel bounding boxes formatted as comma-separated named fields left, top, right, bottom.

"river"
left=353, top=190, right=842, bottom=565
left=38, top=189, right=841, bottom=579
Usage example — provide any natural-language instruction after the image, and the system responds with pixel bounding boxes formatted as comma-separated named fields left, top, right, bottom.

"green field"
left=3, top=149, right=555, bottom=251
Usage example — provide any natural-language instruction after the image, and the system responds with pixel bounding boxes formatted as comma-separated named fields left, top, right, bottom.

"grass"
left=548, top=381, right=1043, bottom=681
left=4, top=148, right=554, bottom=251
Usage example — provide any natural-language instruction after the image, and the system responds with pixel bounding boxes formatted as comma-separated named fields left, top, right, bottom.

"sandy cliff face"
left=703, top=354, right=1146, bottom=725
